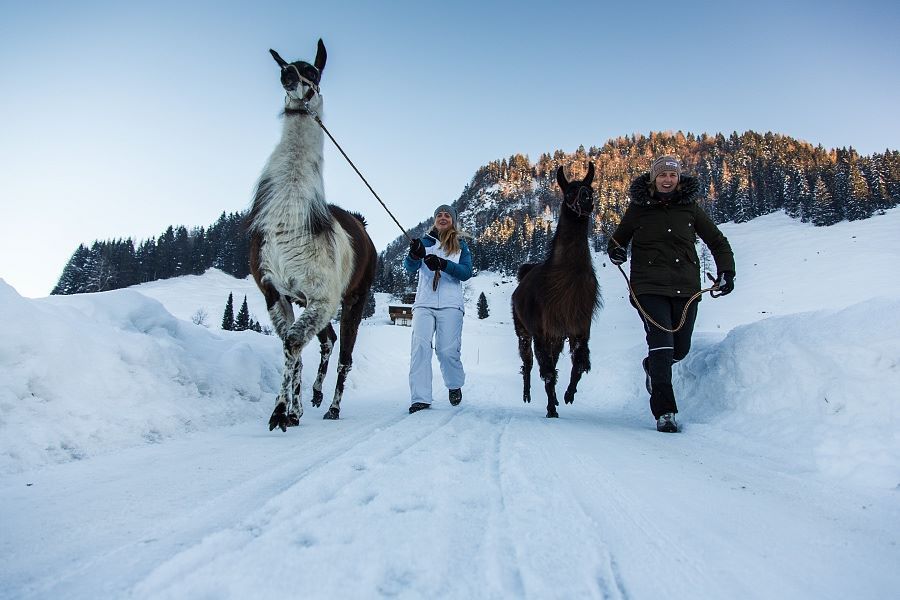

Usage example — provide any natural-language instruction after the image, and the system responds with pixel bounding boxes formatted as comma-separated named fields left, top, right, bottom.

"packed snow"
left=1, top=209, right=899, bottom=599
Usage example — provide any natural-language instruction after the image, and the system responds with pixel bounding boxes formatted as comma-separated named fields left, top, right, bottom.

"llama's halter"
left=282, top=64, right=321, bottom=103
left=566, top=185, right=594, bottom=218
left=609, top=237, right=721, bottom=333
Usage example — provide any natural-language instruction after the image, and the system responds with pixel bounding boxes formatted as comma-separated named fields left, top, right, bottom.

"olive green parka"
left=607, top=173, right=735, bottom=299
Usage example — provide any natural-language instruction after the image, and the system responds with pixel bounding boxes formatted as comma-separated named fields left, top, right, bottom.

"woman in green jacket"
left=607, top=155, right=735, bottom=433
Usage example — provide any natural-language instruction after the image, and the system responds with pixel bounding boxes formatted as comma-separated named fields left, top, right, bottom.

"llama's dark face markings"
left=280, top=61, right=320, bottom=94
left=269, top=40, right=327, bottom=100
left=556, top=163, right=596, bottom=218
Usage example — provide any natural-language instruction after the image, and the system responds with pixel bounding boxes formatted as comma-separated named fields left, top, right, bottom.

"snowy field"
left=1, top=209, right=899, bottom=599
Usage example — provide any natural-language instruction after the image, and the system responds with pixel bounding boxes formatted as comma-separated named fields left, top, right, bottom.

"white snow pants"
left=409, top=306, right=465, bottom=405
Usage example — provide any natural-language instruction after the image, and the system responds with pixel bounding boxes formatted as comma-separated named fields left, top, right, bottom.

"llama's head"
left=269, top=39, right=327, bottom=105
left=556, top=163, right=595, bottom=218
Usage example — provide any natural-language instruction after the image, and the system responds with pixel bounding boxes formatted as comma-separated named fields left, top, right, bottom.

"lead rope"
left=610, top=237, right=720, bottom=334
left=293, top=95, right=413, bottom=243
left=294, top=95, right=442, bottom=289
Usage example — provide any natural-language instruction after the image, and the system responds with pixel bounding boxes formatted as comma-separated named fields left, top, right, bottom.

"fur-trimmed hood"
left=628, top=173, right=701, bottom=206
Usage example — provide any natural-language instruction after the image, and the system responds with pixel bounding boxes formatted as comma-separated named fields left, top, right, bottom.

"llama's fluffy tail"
left=517, top=263, right=537, bottom=282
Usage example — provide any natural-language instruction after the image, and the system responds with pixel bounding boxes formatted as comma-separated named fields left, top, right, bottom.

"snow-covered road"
left=3, top=389, right=896, bottom=599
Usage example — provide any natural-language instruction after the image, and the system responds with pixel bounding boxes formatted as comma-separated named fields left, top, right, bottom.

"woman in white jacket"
left=403, top=205, right=473, bottom=413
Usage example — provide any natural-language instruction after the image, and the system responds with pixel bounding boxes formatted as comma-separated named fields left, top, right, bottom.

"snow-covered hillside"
left=1, top=209, right=899, bottom=599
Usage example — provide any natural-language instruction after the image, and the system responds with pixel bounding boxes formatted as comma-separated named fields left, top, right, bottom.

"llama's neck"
left=546, top=213, right=592, bottom=268
left=253, top=103, right=331, bottom=233
left=274, top=109, right=325, bottom=177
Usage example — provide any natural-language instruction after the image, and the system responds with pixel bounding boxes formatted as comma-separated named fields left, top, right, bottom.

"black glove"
left=609, top=245, right=627, bottom=265
left=716, top=271, right=735, bottom=295
left=423, top=254, right=447, bottom=272
left=408, top=238, right=426, bottom=260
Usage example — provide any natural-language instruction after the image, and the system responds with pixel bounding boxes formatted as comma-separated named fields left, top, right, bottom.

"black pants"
left=633, top=294, right=699, bottom=418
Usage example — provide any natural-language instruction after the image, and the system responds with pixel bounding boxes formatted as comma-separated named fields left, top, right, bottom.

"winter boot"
left=656, top=412, right=679, bottom=433
left=409, top=402, right=431, bottom=414
left=642, top=357, right=652, bottom=395
left=449, top=388, right=462, bottom=406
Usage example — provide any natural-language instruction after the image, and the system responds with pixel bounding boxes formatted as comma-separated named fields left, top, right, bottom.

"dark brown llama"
left=511, top=163, right=602, bottom=418
left=249, top=40, right=377, bottom=431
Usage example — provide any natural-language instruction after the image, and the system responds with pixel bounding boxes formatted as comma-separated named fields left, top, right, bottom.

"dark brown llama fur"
left=511, top=163, right=602, bottom=418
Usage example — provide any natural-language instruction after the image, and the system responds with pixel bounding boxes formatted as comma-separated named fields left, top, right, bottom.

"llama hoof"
left=323, top=407, right=340, bottom=420
left=268, top=403, right=298, bottom=432
left=268, top=415, right=289, bottom=432
left=546, top=410, right=559, bottom=418
left=311, top=389, right=323, bottom=408
left=523, top=394, right=531, bottom=404
left=564, top=391, right=575, bottom=404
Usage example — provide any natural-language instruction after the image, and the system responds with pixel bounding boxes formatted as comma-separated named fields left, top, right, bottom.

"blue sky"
left=2, top=0, right=898, bottom=297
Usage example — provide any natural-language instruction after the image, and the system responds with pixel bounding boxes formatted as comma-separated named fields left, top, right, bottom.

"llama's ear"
left=556, top=166, right=568, bottom=190
left=314, top=39, right=327, bottom=73
left=269, top=49, right=288, bottom=68
left=585, top=162, right=595, bottom=186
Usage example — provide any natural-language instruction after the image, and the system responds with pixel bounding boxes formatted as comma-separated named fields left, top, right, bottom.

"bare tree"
left=191, top=307, right=209, bottom=327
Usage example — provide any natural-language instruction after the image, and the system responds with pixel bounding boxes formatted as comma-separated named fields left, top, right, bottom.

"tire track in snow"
left=4, top=408, right=415, bottom=600
left=133, top=406, right=485, bottom=597
left=482, top=413, right=626, bottom=599
left=531, top=413, right=894, bottom=599
left=475, top=400, right=527, bottom=597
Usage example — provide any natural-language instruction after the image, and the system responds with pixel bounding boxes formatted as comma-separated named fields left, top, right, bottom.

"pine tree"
left=52, top=245, right=83, bottom=294
left=732, top=169, right=753, bottom=223
left=363, top=291, right=376, bottom=319
left=846, top=162, right=872, bottom=221
left=85, top=241, right=117, bottom=292
left=235, top=295, right=250, bottom=331
left=477, top=292, right=489, bottom=319
left=135, top=238, right=158, bottom=283
left=222, top=292, right=235, bottom=330
left=173, top=226, right=191, bottom=276
left=811, top=176, right=840, bottom=226
left=156, top=226, right=177, bottom=279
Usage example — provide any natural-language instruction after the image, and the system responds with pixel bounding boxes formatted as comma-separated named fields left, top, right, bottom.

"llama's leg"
left=280, top=297, right=336, bottom=420
left=534, top=337, right=564, bottom=418
left=288, top=347, right=303, bottom=425
left=324, top=294, right=367, bottom=420
left=285, top=299, right=332, bottom=354
left=262, top=284, right=301, bottom=432
left=269, top=343, right=303, bottom=432
left=513, top=311, right=533, bottom=403
left=563, top=336, right=591, bottom=405
left=269, top=343, right=292, bottom=431
left=312, top=324, right=337, bottom=408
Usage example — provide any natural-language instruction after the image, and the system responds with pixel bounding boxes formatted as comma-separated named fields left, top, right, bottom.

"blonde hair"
left=435, top=223, right=469, bottom=256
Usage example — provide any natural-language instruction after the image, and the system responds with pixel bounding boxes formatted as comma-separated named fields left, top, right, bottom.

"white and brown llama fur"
left=249, top=40, right=376, bottom=430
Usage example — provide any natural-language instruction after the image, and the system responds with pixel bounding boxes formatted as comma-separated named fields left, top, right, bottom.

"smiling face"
left=654, top=170, right=679, bottom=193
left=433, top=211, right=454, bottom=232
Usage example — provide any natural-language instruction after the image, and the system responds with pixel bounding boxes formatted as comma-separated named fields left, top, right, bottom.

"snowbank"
left=0, top=280, right=282, bottom=474
left=678, top=298, right=900, bottom=488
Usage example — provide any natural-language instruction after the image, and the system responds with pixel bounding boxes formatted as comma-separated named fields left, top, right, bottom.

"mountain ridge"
left=51, top=129, right=900, bottom=297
